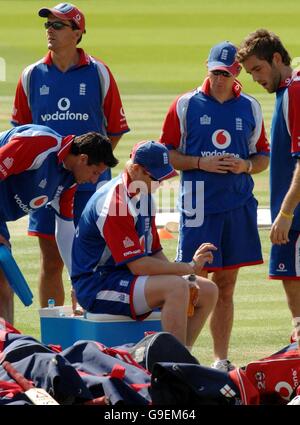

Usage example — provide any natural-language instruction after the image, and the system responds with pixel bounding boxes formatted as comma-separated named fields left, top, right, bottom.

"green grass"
left=1, top=0, right=299, bottom=367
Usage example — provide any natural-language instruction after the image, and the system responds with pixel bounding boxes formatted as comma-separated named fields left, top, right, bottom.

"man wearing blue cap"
left=160, top=41, right=270, bottom=370
left=71, top=141, right=218, bottom=348
left=11, top=3, right=129, bottom=310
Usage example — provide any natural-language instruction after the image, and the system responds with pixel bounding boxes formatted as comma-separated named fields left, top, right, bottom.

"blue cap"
left=131, top=141, right=178, bottom=181
left=207, top=41, right=240, bottom=76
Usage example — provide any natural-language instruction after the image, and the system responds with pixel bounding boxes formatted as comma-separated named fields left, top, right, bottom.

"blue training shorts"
left=176, top=197, right=263, bottom=270
left=76, top=269, right=151, bottom=320
left=269, top=229, right=300, bottom=280
left=28, top=190, right=94, bottom=238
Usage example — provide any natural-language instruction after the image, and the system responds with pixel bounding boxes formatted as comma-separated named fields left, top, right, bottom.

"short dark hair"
left=69, top=21, right=83, bottom=45
left=237, top=29, right=291, bottom=66
left=71, top=132, right=119, bottom=168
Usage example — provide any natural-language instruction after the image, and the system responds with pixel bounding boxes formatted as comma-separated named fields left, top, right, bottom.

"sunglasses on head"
left=211, top=70, right=232, bottom=78
left=44, top=21, right=75, bottom=30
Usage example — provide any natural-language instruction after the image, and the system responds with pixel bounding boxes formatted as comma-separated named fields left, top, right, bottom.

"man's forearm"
left=127, top=255, right=193, bottom=277
left=169, top=150, right=199, bottom=170
left=247, top=154, right=269, bottom=174
left=280, top=160, right=300, bottom=216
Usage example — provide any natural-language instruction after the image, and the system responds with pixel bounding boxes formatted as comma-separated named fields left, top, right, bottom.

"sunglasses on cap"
left=211, top=70, right=232, bottom=78
left=44, top=21, right=75, bottom=30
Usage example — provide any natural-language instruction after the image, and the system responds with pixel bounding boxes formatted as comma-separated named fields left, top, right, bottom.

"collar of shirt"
left=58, top=135, right=75, bottom=164
left=278, top=70, right=300, bottom=89
left=43, top=48, right=90, bottom=67
left=200, top=77, right=242, bottom=98
left=122, top=171, right=142, bottom=199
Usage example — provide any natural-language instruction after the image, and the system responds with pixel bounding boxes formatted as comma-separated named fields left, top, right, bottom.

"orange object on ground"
left=157, top=227, right=174, bottom=239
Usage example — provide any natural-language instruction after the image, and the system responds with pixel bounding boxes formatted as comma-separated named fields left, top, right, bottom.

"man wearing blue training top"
left=72, top=141, right=218, bottom=348
left=160, top=41, right=270, bottom=370
left=237, top=29, right=300, bottom=347
left=11, top=3, right=129, bottom=309
left=0, top=125, right=118, bottom=323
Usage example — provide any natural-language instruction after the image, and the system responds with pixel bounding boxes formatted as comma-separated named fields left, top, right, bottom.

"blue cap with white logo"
left=130, top=141, right=178, bottom=182
left=207, top=41, right=240, bottom=76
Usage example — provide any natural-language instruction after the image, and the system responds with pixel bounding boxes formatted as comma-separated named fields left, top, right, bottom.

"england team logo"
left=29, top=196, right=48, bottom=209
left=212, top=129, right=231, bottom=149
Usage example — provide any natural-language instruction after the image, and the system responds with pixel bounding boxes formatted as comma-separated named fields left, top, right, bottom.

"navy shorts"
left=28, top=190, right=94, bottom=238
left=176, top=197, right=263, bottom=270
left=269, top=229, right=300, bottom=280
left=78, top=270, right=151, bottom=320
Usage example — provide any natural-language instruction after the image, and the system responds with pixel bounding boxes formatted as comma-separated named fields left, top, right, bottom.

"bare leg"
left=282, top=280, right=300, bottom=317
left=144, top=275, right=190, bottom=345
left=186, top=277, right=218, bottom=347
left=282, top=280, right=300, bottom=344
left=38, top=238, right=64, bottom=307
left=209, top=268, right=239, bottom=360
left=0, top=269, right=14, bottom=323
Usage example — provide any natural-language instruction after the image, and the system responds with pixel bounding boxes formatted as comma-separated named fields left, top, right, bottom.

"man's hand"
left=71, top=288, right=84, bottom=316
left=270, top=214, right=292, bottom=245
left=199, top=155, right=232, bottom=173
left=221, top=156, right=250, bottom=174
left=192, top=242, right=217, bottom=274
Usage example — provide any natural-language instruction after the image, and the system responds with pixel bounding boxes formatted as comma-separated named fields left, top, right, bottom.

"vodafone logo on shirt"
left=212, top=129, right=231, bottom=149
left=14, top=194, right=48, bottom=214
left=41, top=98, right=89, bottom=122
left=29, top=196, right=48, bottom=209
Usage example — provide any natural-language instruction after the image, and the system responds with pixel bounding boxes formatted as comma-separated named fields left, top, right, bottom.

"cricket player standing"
left=238, top=29, right=300, bottom=347
left=11, top=3, right=129, bottom=309
left=160, top=41, right=270, bottom=370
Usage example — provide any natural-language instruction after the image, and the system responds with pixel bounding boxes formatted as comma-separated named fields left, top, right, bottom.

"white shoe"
left=211, top=359, right=235, bottom=372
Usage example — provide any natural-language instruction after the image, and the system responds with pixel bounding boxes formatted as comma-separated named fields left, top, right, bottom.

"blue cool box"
left=39, top=306, right=161, bottom=348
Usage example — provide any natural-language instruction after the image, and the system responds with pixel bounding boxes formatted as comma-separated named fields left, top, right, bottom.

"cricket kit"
left=11, top=48, right=129, bottom=235
left=269, top=73, right=300, bottom=280
left=160, top=77, right=270, bottom=268
left=72, top=171, right=162, bottom=317
left=0, top=124, right=76, bottom=267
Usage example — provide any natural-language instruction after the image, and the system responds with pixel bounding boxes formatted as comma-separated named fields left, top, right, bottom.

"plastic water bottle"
left=48, top=298, right=55, bottom=309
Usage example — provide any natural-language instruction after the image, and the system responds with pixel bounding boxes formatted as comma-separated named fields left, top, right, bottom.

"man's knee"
left=38, top=238, right=64, bottom=272
left=146, top=275, right=190, bottom=308
left=213, top=271, right=238, bottom=300
left=197, top=277, right=218, bottom=305
left=167, top=277, right=190, bottom=300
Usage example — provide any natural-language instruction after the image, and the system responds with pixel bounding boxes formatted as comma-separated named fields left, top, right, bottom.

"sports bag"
left=150, top=362, right=241, bottom=405
left=116, top=331, right=199, bottom=373
left=230, top=341, right=300, bottom=405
